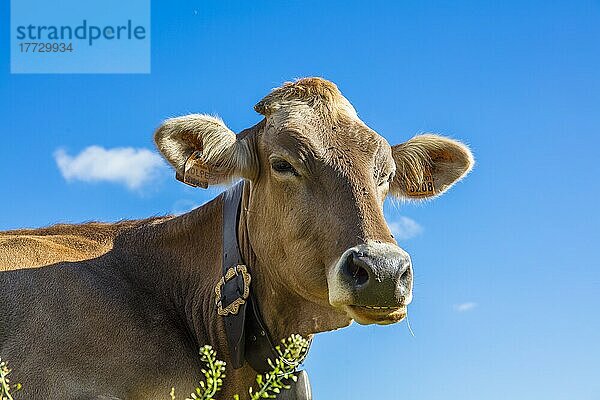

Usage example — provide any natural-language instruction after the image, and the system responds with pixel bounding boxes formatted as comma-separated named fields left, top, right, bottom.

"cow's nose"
left=338, top=246, right=412, bottom=306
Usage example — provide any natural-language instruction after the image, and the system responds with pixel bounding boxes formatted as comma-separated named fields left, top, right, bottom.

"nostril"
left=351, top=263, right=369, bottom=286
left=343, top=253, right=370, bottom=287
left=400, top=266, right=411, bottom=281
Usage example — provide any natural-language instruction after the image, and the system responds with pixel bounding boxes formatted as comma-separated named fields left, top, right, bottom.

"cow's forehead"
left=259, top=105, right=394, bottom=178
left=256, top=78, right=392, bottom=168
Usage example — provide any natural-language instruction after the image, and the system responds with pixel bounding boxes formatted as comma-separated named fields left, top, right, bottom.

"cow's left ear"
left=389, top=134, right=474, bottom=199
left=154, top=114, right=255, bottom=187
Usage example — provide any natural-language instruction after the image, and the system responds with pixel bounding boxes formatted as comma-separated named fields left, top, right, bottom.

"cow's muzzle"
left=327, top=242, right=413, bottom=325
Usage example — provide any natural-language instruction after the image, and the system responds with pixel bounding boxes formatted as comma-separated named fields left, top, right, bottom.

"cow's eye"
left=271, top=160, right=298, bottom=176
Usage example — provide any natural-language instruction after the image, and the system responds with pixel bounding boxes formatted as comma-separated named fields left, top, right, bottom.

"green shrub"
left=0, top=358, right=21, bottom=400
left=179, top=334, right=310, bottom=400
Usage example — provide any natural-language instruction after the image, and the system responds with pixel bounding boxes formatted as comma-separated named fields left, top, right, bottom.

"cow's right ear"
left=154, top=114, right=255, bottom=186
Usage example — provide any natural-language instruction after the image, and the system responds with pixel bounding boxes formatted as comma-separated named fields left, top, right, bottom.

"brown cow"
left=0, top=78, right=473, bottom=399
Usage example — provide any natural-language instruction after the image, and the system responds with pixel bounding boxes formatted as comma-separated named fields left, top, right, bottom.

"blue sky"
left=1, top=1, right=599, bottom=399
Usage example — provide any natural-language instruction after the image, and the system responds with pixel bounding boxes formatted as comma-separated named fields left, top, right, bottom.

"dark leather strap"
left=244, top=294, right=278, bottom=371
left=220, top=181, right=312, bottom=399
left=221, top=182, right=249, bottom=368
left=277, top=371, right=312, bottom=400
left=220, top=182, right=279, bottom=372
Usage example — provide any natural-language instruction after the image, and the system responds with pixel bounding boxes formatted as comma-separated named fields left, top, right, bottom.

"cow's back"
left=0, top=219, right=164, bottom=270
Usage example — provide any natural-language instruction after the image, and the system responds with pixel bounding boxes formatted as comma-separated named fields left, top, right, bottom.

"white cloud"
left=387, top=216, right=423, bottom=240
left=454, top=302, right=477, bottom=312
left=54, top=146, right=166, bottom=190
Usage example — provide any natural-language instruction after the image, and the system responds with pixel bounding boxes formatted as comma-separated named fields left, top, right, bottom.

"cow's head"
left=155, top=78, right=473, bottom=326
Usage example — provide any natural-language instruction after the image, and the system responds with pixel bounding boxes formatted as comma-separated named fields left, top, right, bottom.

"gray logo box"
left=11, top=0, right=150, bottom=74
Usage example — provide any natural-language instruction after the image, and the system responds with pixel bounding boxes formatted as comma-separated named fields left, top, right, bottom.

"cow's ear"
left=154, top=114, right=255, bottom=186
left=389, top=134, right=474, bottom=200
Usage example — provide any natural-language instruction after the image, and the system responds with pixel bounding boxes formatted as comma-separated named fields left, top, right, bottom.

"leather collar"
left=218, top=182, right=312, bottom=399
left=218, top=181, right=278, bottom=373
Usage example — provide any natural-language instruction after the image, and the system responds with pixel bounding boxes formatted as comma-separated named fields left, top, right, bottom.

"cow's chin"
left=345, top=305, right=407, bottom=325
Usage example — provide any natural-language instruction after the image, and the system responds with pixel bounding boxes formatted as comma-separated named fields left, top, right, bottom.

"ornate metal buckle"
left=215, top=265, right=251, bottom=316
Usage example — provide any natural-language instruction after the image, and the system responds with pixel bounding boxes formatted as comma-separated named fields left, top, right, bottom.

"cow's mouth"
left=346, top=305, right=407, bottom=325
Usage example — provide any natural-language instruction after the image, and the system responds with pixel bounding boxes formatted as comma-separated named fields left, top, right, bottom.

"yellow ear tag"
left=405, top=172, right=435, bottom=198
left=176, top=150, right=224, bottom=189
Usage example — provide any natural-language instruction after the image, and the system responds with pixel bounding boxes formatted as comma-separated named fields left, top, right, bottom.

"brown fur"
left=0, top=78, right=474, bottom=399
left=0, top=220, right=165, bottom=270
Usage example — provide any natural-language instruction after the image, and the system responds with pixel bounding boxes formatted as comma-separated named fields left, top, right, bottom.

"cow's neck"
left=115, top=181, right=348, bottom=368
left=114, top=196, right=225, bottom=354
left=237, top=181, right=351, bottom=343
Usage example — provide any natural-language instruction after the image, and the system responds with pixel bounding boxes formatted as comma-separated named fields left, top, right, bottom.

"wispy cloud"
left=54, top=146, right=166, bottom=191
left=387, top=216, right=423, bottom=240
left=454, top=302, right=477, bottom=312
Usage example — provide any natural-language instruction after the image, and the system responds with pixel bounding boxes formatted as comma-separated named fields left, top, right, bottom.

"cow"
left=0, top=77, right=473, bottom=399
